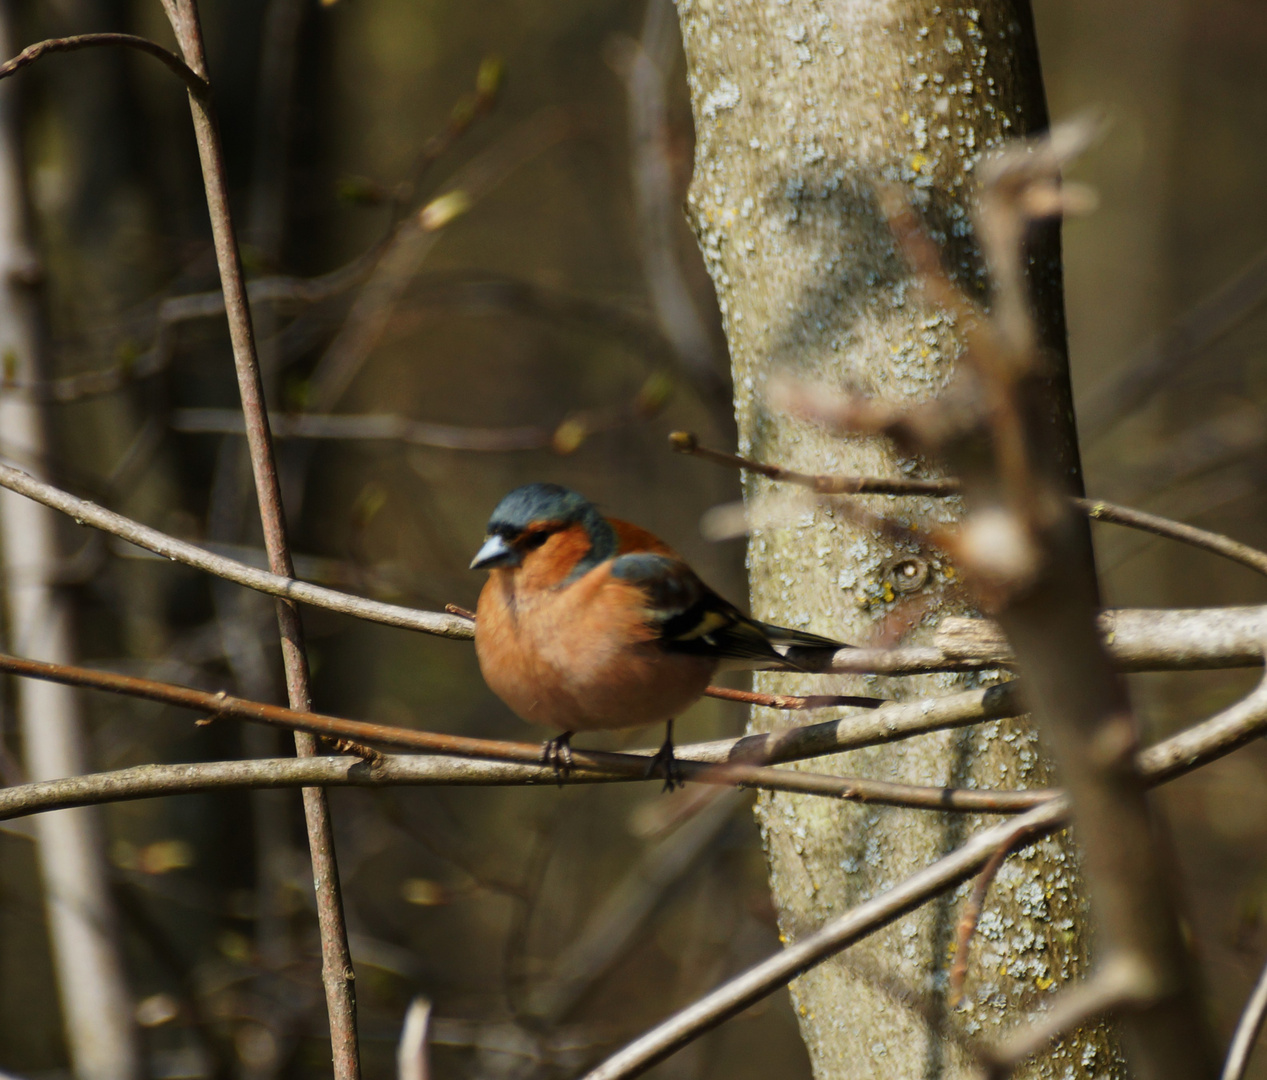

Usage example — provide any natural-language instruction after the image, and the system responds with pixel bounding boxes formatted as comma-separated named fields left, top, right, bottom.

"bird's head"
left=470, top=483, right=616, bottom=579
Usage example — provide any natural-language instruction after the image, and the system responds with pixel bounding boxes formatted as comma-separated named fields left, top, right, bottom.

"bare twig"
left=172, top=408, right=560, bottom=451
left=670, top=430, right=961, bottom=496
left=948, top=816, right=1049, bottom=1007
left=1219, top=951, right=1267, bottom=1080
left=701, top=685, right=886, bottom=710
left=0, top=662, right=1262, bottom=822
left=170, top=373, right=672, bottom=452
left=675, top=431, right=1267, bottom=579
left=0, top=645, right=1048, bottom=812
left=527, top=790, right=747, bottom=1021
left=0, top=460, right=473, bottom=638
left=1077, top=499, right=1267, bottom=579
left=159, top=0, right=359, bottom=1072
left=1138, top=664, right=1267, bottom=783
left=0, top=33, right=208, bottom=97
left=307, top=107, right=583, bottom=413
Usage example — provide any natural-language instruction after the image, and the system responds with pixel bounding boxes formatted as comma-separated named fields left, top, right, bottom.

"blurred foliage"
left=1, top=0, right=1267, bottom=1078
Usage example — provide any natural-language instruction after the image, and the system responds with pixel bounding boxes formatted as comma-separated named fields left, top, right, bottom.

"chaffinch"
left=470, top=482, right=844, bottom=784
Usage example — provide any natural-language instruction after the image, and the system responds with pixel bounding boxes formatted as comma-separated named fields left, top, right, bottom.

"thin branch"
left=1077, top=498, right=1267, bottom=579
left=701, top=685, right=886, bottom=710
left=948, top=817, right=1046, bottom=1007
left=674, top=431, right=1267, bottom=579
left=0, top=664, right=1262, bottom=822
left=0, top=645, right=1046, bottom=813
left=1138, top=664, right=1267, bottom=783
left=160, top=0, right=358, bottom=1072
left=1220, top=949, right=1267, bottom=1080
left=0, top=33, right=208, bottom=97
left=307, top=106, right=584, bottom=413
left=170, top=375, right=672, bottom=452
left=22, top=265, right=674, bottom=406
left=670, top=430, right=961, bottom=496
left=172, top=408, right=559, bottom=451
left=578, top=799, right=1068, bottom=1080
left=1081, top=244, right=1267, bottom=441
left=0, top=460, right=473, bottom=638
left=526, top=790, right=747, bottom=1022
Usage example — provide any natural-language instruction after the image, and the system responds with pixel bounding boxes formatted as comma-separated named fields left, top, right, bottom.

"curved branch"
left=0, top=34, right=208, bottom=97
left=1077, top=498, right=1267, bottom=579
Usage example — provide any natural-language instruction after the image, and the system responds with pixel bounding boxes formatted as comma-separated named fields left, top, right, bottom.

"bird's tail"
left=744, top=619, right=849, bottom=672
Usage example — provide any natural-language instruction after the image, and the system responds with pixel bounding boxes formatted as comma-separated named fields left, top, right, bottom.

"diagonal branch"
left=0, top=460, right=473, bottom=638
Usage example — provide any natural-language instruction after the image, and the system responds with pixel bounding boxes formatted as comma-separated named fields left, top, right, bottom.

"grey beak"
left=470, top=534, right=519, bottom=570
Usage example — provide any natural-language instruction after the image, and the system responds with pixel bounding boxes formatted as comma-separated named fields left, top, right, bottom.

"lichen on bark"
left=672, top=1, right=1120, bottom=1076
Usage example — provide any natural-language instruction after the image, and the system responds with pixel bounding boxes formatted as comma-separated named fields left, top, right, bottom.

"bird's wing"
left=609, top=552, right=788, bottom=665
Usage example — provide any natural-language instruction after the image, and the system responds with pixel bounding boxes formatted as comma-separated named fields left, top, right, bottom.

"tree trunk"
left=673, top=1, right=1117, bottom=1076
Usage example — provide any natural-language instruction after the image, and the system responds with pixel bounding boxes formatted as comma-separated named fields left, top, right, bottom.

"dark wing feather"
left=753, top=621, right=846, bottom=650
left=610, top=553, right=828, bottom=665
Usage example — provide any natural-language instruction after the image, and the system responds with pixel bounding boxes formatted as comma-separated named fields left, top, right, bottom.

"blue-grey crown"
left=484, top=483, right=617, bottom=573
left=486, top=483, right=593, bottom=533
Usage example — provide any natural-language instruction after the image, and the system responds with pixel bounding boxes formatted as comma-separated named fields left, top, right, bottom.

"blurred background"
left=0, top=0, right=1265, bottom=1077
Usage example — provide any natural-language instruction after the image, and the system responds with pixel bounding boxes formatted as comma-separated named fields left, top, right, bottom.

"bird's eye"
left=521, top=530, right=551, bottom=551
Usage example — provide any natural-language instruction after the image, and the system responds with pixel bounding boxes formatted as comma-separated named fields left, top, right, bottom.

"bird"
left=469, top=482, right=845, bottom=787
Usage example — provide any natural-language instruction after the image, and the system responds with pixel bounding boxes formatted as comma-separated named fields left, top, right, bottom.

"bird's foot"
left=645, top=720, right=683, bottom=793
left=542, top=731, right=574, bottom=786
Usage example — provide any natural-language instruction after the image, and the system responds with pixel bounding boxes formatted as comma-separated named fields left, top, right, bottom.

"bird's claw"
left=646, top=722, right=683, bottom=793
left=542, top=731, right=574, bottom=786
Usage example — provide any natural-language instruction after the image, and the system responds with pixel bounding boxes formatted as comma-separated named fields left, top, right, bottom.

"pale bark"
left=0, top=4, right=138, bottom=1077
left=673, top=2, right=1116, bottom=1077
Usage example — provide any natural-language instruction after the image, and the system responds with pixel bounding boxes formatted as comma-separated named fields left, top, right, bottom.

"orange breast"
left=474, top=560, right=715, bottom=733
